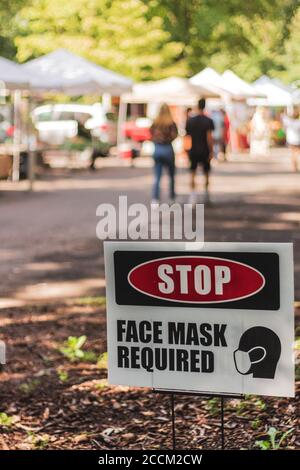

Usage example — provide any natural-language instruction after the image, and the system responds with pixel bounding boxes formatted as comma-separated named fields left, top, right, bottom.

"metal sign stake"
left=171, top=393, right=176, bottom=450
left=153, top=389, right=244, bottom=450
left=221, top=396, right=225, bottom=450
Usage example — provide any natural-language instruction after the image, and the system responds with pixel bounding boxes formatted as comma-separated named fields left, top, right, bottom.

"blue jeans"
left=152, top=143, right=175, bottom=200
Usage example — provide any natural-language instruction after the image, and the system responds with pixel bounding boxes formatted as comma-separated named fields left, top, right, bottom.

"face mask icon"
left=234, top=327, right=281, bottom=379
left=234, top=346, right=266, bottom=375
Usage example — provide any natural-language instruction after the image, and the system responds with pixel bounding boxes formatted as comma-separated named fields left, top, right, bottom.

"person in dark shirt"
left=185, top=98, right=214, bottom=203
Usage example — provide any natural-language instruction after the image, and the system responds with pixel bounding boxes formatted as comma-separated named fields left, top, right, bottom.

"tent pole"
left=117, top=98, right=127, bottom=156
left=27, top=95, right=35, bottom=191
left=102, top=93, right=112, bottom=112
left=28, top=147, right=36, bottom=192
left=12, top=89, right=22, bottom=182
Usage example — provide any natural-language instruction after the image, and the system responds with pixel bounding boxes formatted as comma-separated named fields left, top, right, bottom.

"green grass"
left=57, top=368, right=69, bottom=383
left=58, top=335, right=98, bottom=363
left=205, top=397, right=220, bottom=417
left=255, top=427, right=294, bottom=450
left=95, top=379, right=108, bottom=390
left=19, top=379, right=41, bottom=395
left=97, top=352, right=108, bottom=369
left=0, top=412, right=13, bottom=427
left=251, top=418, right=262, bottom=430
left=27, top=431, right=49, bottom=450
left=75, top=296, right=106, bottom=307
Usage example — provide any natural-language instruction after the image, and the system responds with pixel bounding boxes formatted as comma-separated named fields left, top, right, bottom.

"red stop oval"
left=128, top=256, right=265, bottom=303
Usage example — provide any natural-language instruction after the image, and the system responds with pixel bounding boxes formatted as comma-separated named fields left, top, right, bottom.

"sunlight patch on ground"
left=11, top=278, right=106, bottom=303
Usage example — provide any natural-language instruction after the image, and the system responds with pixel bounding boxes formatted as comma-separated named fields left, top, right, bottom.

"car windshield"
left=74, top=112, right=92, bottom=124
left=57, top=111, right=75, bottom=121
left=35, top=111, right=53, bottom=122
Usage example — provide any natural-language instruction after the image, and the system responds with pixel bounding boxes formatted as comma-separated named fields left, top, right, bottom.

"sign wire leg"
left=170, top=393, right=176, bottom=450
left=221, top=396, right=225, bottom=450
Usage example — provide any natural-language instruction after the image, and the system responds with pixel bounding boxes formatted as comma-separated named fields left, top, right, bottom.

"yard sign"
left=104, top=242, right=294, bottom=397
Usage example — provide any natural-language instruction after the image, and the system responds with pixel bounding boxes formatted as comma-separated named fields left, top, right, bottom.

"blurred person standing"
left=185, top=98, right=214, bottom=204
left=221, top=108, right=230, bottom=160
left=250, top=107, right=270, bottom=157
left=150, top=104, right=178, bottom=203
left=211, top=108, right=225, bottom=160
left=186, top=107, right=193, bottom=120
left=283, top=108, right=300, bottom=172
left=184, top=107, right=193, bottom=167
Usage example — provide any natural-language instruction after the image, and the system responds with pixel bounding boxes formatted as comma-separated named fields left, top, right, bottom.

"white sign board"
left=104, top=242, right=294, bottom=397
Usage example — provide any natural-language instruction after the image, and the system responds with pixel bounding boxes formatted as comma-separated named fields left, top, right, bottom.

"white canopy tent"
left=189, top=67, right=235, bottom=98
left=118, top=77, right=220, bottom=148
left=0, top=56, right=30, bottom=90
left=190, top=68, right=265, bottom=153
left=122, top=76, right=219, bottom=106
left=16, top=49, right=133, bottom=184
left=0, top=57, right=34, bottom=182
left=249, top=76, right=298, bottom=107
left=21, top=49, right=133, bottom=95
left=0, top=50, right=133, bottom=185
left=190, top=67, right=265, bottom=100
left=273, top=78, right=300, bottom=104
left=271, top=77, right=295, bottom=94
left=222, top=70, right=264, bottom=99
left=190, top=68, right=264, bottom=126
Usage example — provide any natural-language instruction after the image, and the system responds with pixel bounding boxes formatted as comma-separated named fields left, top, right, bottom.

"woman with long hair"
left=150, top=104, right=178, bottom=203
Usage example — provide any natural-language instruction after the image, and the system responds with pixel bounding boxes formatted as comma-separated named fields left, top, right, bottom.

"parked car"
left=120, top=117, right=153, bottom=161
left=32, top=103, right=117, bottom=146
left=123, top=117, right=152, bottom=142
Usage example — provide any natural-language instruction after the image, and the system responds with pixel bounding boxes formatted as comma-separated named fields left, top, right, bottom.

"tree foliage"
left=0, top=0, right=28, bottom=57
left=279, top=7, right=300, bottom=83
left=0, top=0, right=299, bottom=83
left=145, top=0, right=299, bottom=81
left=14, top=0, right=186, bottom=81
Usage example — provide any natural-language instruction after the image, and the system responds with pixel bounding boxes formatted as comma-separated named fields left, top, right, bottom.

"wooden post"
left=12, top=90, right=22, bottom=182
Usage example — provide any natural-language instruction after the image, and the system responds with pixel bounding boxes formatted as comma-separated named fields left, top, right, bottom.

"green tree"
left=0, top=0, right=28, bottom=57
left=205, top=16, right=286, bottom=81
left=279, top=6, right=300, bottom=83
left=14, top=0, right=186, bottom=80
left=204, top=1, right=299, bottom=81
left=10, top=0, right=300, bottom=83
left=144, top=0, right=299, bottom=80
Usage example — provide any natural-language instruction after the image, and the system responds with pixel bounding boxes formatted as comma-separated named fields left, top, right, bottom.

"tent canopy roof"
left=254, top=75, right=294, bottom=92
left=190, top=67, right=233, bottom=96
left=121, top=76, right=220, bottom=105
left=0, top=56, right=30, bottom=90
left=250, top=75, right=298, bottom=107
left=21, top=48, right=133, bottom=95
left=190, top=67, right=264, bottom=99
left=222, top=70, right=264, bottom=98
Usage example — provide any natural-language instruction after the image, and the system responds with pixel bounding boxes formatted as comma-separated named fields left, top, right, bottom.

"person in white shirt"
left=250, top=107, right=270, bottom=157
left=283, top=108, right=300, bottom=172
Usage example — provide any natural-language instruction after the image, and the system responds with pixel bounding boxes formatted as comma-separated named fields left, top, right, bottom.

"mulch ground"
left=0, top=301, right=299, bottom=450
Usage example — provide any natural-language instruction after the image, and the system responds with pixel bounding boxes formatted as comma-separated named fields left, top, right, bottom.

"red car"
left=123, top=118, right=152, bottom=142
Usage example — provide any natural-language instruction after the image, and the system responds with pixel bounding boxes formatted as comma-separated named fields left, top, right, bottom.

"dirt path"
left=0, top=149, right=300, bottom=306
